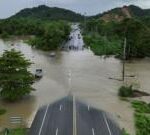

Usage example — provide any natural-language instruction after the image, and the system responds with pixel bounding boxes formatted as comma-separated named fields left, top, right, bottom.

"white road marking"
left=38, top=104, right=49, bottom=135
left=92, top=128, right=95, bottom=135
left=59, top=105, right=62, bottom=111
left=103, top=113, right=112, bottom=135
left=56, top=128, right=58, bottom=135
left=88, top=105, right=90, bottom=111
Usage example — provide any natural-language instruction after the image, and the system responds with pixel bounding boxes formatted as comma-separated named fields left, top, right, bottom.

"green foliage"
left=116, top=19, right=150, bottom=59
left=12, top=5, right=84, bottom=22
left=0, top=108, right=6, bottom=115
left=131, top=100, right=150, bottom=135
left=1, top=128, right=27, bottom=135
left=141, top=17, right=150, bottom=28
left=132, top=100, right=150, bottom=114
left=83, top=18, right=150, bottom=59
left=10, top=128, right=27, bottom=135
left=29, top=21, right=71, bottom=50
left=122, top=129, right=130, bottom=135
left=118, top=85, right=133, bottom=97
left=128, top=5, right=150, bottom=18
left=135, top=113, right=150, bottom=135
left=0, top=18, right=44, bottom=36
left=0, top=49, right=34, bottom=101
left=84, top=35, right=121, bottom=56
left=0, top=18, right=71, bottom=50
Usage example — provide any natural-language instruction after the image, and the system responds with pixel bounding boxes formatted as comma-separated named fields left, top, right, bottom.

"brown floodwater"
left=0, top=38, right=150, bottom=135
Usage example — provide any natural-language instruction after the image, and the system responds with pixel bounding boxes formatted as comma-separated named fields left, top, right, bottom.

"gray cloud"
left=0, top=0, right=150, bottom=19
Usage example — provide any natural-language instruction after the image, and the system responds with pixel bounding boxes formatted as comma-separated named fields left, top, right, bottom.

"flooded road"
left=0, top=28, right=149, bottom=135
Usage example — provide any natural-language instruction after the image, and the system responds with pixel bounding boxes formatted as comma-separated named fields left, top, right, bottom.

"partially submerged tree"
left=0, top=49, right=34, bottom=101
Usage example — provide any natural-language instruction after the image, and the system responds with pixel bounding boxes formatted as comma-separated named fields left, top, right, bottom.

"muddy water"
left=0, top=39, right=150, bottom=135
left=125, top=58, right=150, bottom=102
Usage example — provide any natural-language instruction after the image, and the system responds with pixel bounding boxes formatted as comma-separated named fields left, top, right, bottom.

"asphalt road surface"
left=28, top=97, right=73, bottom=135
left=28, top=96, right=122, bottom=135
left=76, top=101, right=122, bottom=135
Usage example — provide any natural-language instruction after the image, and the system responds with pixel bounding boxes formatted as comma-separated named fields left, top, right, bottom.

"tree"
left=0, top=49, right=34, bottom=101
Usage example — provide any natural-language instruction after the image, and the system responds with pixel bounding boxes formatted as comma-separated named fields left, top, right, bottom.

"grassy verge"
left=122, top=129, right=131, bottom=135
left=132, top=100, right=150, bottom=113
left=120, top=99, right=150, bottom=135
left=132, top=100, right=150, bottom=135
left=0, top=128, right=27, bottom=135
left=134, top=113, right=150, bottom=135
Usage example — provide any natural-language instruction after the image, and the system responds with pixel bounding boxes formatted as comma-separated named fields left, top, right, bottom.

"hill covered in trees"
left=91, top=5, right=150, bottom=22
left=11, top=5, right=84, bottom=22
left=8, top=5, right=150, bottom=24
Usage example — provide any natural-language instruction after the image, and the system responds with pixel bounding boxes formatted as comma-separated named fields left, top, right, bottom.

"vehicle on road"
left=49, top=52, right=56, bottom=57
left=35, top=69, right=43, bottom=78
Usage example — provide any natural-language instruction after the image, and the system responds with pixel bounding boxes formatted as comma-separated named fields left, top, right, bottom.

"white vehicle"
left=49, top=52, right=56, bottom=57
left=35, top=69, right=43, bottom=78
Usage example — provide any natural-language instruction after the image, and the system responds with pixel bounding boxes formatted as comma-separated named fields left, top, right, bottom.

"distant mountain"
left=91, top=5, right=150, bottom=22
left=11, top=5, right=84, bottom=22
left=9, top=5, right=150, bottom=23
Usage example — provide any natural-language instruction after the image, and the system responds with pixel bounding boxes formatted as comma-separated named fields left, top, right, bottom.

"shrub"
left=0, top=108, right=6, bottom=115
left=118, top=85, right=133, bottom=97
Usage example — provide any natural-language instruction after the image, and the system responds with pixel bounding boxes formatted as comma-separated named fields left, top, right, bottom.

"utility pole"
left=122, top=37, right=127, bottom=81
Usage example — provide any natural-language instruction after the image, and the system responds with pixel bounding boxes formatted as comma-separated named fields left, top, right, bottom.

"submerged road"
left=28, top=96, right=122, bottom=135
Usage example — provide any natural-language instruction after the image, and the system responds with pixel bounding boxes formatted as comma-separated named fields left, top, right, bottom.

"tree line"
left=0, top=18, right=71, bottom=50
left=83, top=18, right=150, bottom=59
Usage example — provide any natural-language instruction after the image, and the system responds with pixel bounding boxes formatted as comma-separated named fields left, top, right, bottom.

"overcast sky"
left=0, top=0, right=150, bottom=19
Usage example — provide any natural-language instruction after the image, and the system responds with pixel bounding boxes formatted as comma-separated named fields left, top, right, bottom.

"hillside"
left=91, top=5, right=150, bottom=22
left=11, top=5, right=84, bottom=22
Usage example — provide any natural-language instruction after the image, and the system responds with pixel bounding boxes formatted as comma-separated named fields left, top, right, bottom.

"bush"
left=118, top=85, right=133, bottom=97
left=0, top=108, right=6, bottom=115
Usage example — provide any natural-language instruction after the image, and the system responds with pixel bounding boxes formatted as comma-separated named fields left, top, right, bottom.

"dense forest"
left=11, top=5, right=84, bottom=22
left=83, top=18, right=150, bottom=59
left=0, top=18, right=71, bottom=50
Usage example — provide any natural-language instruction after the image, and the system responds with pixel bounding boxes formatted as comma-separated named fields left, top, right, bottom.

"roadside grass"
left=132, top=100, right=150, bottom=135
left=0, top=128, right=27, bottom=135
left=135, top=113, right=150, bottom=135
left=122, top=129, right=131, bottom=135
left=121, top=100, right=150, bottom=135
left=132, top=100, right=150, bottom=113
left=9, top=128, right=27, bottom=135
